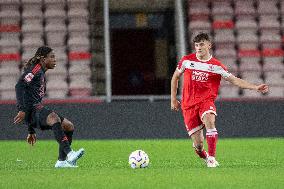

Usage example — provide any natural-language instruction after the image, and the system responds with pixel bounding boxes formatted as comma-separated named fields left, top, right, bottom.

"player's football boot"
left=55, top=160, right=78, bottom=168
left=206, top=156, right=219, bottom=168
left=66, top=148, right=85, bottom=165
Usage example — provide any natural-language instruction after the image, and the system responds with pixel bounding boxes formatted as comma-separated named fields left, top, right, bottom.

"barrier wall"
left=1, top=100, right=283, bottom=140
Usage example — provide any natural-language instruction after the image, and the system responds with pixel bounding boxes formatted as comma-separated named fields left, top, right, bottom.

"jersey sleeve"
left=218, top=62, right=232, bottom=79
left=15, top=70, right=36, bottom=112
left=176, top=56, right=187, bottom=73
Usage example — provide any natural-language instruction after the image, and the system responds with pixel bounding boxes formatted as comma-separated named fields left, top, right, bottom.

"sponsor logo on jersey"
left=192, top=71, right=209, bottom=82
left=24, top=73, right=34, bottom=83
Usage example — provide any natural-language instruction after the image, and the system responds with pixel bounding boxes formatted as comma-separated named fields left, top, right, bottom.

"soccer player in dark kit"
left=14, top=46, right=84, bottom=168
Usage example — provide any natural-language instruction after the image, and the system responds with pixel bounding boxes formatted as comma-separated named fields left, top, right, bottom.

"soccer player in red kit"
left=170, top=33, right=269, bottom=167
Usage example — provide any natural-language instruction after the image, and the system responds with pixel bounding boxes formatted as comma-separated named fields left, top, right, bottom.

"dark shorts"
left=25, top=105, right=64, bottom=130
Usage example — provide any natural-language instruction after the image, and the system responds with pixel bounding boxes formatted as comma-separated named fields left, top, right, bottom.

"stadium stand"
left=188, top=0, right=284, bottom=98
left=0, top=0, right=91, bottom=99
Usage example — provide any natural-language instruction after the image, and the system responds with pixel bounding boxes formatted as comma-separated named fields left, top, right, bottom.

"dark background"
left=1, top=100, right=283, bottom=140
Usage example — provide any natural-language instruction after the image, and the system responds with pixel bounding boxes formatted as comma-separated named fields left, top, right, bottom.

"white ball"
left=128, top=150, right=149, bottom=169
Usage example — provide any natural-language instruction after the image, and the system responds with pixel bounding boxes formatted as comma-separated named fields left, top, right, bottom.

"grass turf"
left=0, top=138, right=283, bottom=189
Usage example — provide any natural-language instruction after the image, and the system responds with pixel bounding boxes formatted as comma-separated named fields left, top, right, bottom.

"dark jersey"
left=15, top=64, right=46, bottom=112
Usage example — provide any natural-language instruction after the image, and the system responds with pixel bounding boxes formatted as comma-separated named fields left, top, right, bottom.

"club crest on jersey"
left=24, top=73, right=34, bottom=82
left=208, top=64, right=214, bottom=71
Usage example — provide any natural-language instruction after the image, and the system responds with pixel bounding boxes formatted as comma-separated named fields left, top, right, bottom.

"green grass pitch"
left=0, top=138, right=283, bottom=189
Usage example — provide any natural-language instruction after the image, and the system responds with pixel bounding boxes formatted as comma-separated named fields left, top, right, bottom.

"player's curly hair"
left=24, top=46, right=53, bottom=69
left=193, top=33, right=211, bottom=43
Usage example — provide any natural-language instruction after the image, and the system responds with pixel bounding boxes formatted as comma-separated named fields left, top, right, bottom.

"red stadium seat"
left=68, top=52, right=91, bottom=60
left=212, top=20, right=234, bottom=29
left=238, top=50, right=261, bottom=58
left=0, top=25, right=21, bottom=32
left=0, top=53, right=20, bottom=61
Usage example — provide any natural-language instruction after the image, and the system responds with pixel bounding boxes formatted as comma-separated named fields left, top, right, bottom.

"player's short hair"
left=193, top=33, right=211, bottom=43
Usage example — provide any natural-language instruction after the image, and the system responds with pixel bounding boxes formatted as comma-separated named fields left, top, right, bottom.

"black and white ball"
left=128, top=150, right=149, bottom=169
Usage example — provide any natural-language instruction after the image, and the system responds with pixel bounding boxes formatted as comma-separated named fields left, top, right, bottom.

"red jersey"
left=177, top=53, right=231, bottom=109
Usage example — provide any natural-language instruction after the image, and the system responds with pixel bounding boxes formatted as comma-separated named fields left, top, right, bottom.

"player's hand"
left=27, top=134, right=36, bottom=146
left=14, top=111, right=25, bottom=124
left=171, top=99, right=180, bottom=111
left=256, top=84, right=269, bottom=94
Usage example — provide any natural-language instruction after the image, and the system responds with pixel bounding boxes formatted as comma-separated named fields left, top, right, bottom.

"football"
left=128, top=150, right=149, bottom=169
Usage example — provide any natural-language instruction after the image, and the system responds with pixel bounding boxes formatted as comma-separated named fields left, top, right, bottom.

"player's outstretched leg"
left=61, top=118, right=85, bottom=165
left=46, top=112, right=84, bottom=167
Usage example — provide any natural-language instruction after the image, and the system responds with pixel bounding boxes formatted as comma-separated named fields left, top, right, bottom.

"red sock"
left=206, top=128, right=218, bottom=157
left=195, top=149, right=208, bottom=159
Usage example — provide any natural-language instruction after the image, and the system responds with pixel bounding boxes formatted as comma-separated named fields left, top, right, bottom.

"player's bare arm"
left=171, top=70, right=182, bottom=111
left=13, top=111, right=25, bottom=124
left=225, top=74, right=269, bottom=94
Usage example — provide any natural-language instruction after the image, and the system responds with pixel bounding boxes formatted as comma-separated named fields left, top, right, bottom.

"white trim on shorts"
left=201, top=110, right=217, bottom=121
left=187, top=124, right=204, bottom=136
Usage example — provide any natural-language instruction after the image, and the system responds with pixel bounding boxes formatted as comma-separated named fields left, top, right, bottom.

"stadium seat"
left=257, top=0, right=278, bottom=15
left=212, top=1, right=233, bottom=20
left=259, top=31, right=281, bottom=49
left=67, top=34, right=90, bottom=52
left=0, top=38, right=20, bottom=49
left=214, top=30, right=235, bottom=44
left=21, top=0, right=42, bottom=4
left=69, top=60, right=91, bottom=75
left=46, top=32, right=66, bottom=46
left=241, top=72, right=264, bottom=84
left=219, top=85, right=240, bottom=98
left=21, top=19, right=43, bottom=33
left=69, top=74, right=92, bottom=97
left=45, top=19, right=66, bottom=32
left=21, top=47, right=38, bottom=62
left=242, top=89, right=264, bottom=98
left=68, top=8, right=88, bottom=19
left=46, top=75, right=68, bottom=98
left=266, top=86, right=284, bottom=97
left=22, top=35, right=44, bottom=48
left=237, top=30, right=258, bottom=50
left=239, top=57, right=262, bottom=72
left=0, top=76, right=18, bottom=99
left=259, top=15, right=280, bottom=31
left=52, top=47, right=67, bottom=61
left=0, top=0, right=20, bottom=4
left=0, top=61, right=19, bottom=76
left=212, top=20, right=234, bottom=30
left=235, top=18, right=258, bottom=31
left=188, top=1, right=209, bottom=21
left=68, top=19, right=89, bottom=32
left=22, top=6, right=42, bottom=19
left=265, top=71, right=284, bottom=86
left=262, top=57, right=284, bottom=72
left=234, top=0, right=256, bottom=18
left=44, top=9, right=66, bottom=19
left=188, top=20, right=211, bottom=32
left=46, top=61, right=67, bottom=76
left=217, top=57, right=238, bottom=72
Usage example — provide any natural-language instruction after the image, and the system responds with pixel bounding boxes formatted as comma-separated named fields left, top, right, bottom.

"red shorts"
left=182, top=100, right=217, bottom=136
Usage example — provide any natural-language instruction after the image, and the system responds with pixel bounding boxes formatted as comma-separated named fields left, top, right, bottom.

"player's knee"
left=62, top=119, right=74, bottom=131
left=193, top=142, right=204, bottom=151
left=46, top=112, right=61, bottom=126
